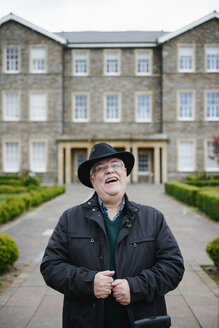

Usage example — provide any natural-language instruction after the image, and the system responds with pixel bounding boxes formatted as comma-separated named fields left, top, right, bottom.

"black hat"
left=78, top=143, right=135, bottom=188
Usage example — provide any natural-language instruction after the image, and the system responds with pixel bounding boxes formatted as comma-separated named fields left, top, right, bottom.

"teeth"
left=106, top=177, right=117, bottom=183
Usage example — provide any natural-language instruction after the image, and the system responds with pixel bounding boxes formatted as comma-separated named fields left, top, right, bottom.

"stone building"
left=0, top=12, right=218, bottom=184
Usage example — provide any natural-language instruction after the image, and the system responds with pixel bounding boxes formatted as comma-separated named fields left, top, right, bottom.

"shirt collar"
left=98, top=196, right=125, bottom=221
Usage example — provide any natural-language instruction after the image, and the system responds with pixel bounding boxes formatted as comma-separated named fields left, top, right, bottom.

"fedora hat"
left=78, top=142, right=135, bottom=188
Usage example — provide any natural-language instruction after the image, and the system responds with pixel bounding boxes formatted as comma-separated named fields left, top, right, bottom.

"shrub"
left=183, top=180, right=219, bottom=187
left=23, top=176, right=40, bottom=186
left=0, top=233, right=19, bottom=272
left=0, top=185, right=27, bottom=194
left=206, top=236, right=219, bottom=267
left=164, top=181, right=199, bottom=206
left=197, top=188, right=219, bottom=221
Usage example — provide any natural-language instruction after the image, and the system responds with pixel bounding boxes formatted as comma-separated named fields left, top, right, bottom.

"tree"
left=212, top=135, right=219, bottom=164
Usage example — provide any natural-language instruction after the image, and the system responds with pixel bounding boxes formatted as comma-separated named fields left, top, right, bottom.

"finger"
left=102, top=270, right=115, bottom=277
left=112, top=279, right=122, bottom=287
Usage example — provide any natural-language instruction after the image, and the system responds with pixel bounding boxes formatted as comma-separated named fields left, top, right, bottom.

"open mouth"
left=105, top=177, right=118, bottom=184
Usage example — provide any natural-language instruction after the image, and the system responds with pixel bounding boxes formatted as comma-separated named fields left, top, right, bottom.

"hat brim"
left=78, top=151, right=135, bottom=188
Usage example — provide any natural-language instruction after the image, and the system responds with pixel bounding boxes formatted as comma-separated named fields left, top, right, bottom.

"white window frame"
left=104, top=50, right=120, bottom=76
left=30, top=46, right=46, bottom=73
left=3, top=140, right=20, bottom=173
left=177, top=90, right=195, bottom=121
left=4, top=46, right=20, bottom=73
left=3, top=91, right=20, bottom=121
left=205, top=45, right=219, bottom=73
left=178, top=45, right=195, bottom=73
left=205, top=140, right=219, bottom=172
left=135, top=50, right=152, bottom=76
left=73, top=50, right=89, bottom=76
left=72, top=93, right=89, bottom=122
left=104, top=93, right=121, bottom=122
left=135, top=92, right=152, bottom=122
left=30, top=140, right=47, bottom=173
left=204, top=90, right=219, bottom=121
left=177, top=140, right=196, bottom=172
left=29, top=92, right=47, bottom=121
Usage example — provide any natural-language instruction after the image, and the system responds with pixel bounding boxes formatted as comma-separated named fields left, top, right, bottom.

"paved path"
left=0, top=184, right=218, bottom=328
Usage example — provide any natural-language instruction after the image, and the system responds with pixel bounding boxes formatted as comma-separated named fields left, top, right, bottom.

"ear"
left=89, top=175, right=94, bottom=186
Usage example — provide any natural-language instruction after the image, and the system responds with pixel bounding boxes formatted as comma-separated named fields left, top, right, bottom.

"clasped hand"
left=94, top=270, right=130, bottom=305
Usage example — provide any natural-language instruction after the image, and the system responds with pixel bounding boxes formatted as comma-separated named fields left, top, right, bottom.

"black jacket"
left=40, top=193, right=184, bottom=328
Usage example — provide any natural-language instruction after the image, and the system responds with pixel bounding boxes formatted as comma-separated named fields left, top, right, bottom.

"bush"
left=164, top=181, right=199, bottom=206
left=0, top=233, right=19, bottom=272
left=206, top=236, right=219, bottom=267
left=0, top=185, right=27, bottom=194
left=183, top=180, right=219, bottom=187
left=23, top=176, right=40, bottom=186
left=197, top=188, right=219, bottom=221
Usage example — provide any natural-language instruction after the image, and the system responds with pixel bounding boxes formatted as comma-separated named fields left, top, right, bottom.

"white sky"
left=0, top=0, right=218, bottom=32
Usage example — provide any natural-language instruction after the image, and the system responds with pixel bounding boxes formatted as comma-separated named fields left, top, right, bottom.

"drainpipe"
left=62, top=46, right=65, bottom=135
left=159, top=44, right=163, bottom=134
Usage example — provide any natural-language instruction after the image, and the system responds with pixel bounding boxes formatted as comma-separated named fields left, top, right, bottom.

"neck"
left=100, top=195, right=124, bottom=221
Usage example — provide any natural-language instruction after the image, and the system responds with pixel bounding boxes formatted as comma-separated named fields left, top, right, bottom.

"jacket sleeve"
left=40, top=210, right=97, bottom=297
left=126, top=209, right=184, bottom=303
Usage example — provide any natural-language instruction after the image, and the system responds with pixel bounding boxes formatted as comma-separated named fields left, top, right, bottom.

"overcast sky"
left=0, top=0, right=218, bottom=33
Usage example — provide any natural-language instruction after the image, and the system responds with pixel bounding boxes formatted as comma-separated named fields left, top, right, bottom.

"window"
left=178, top=141, right=195, bottom=171
left=31, top=47, right=46, bottom=73
left=178, top=46, right=194, bottom=72
left=73, top=51, right=88, bottom=75
left=4, top=142, right=19, bottom=172
left=31, top=142, right=46, bottom=172
left=138, top=151, right=149, bottom=174
left=178, top=92, right=194, bottom=120
left=206, top=46, right=219, bottom=72
left=3, top=92, right=19, bottom=121
left=30, top=93, right=47, bottom=121
left=105, top=51, right=120, bottom=75
left=73, top=94, right=88, bottom=121
left=136, top=51, right=151, bottom=75
left=206, top=141, right=219, bottom=171
left=205, top=92, right=219, bottom=120
left=105, top=94, right=120, bottom=122
left=76, top=153, right=87, bottom=171
left=136, top=94, right=152, bottom=122
left=4, top=47, right=19, bottom=73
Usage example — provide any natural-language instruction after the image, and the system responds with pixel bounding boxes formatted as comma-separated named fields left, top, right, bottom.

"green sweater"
left=102, top=212, right=130, bottom=328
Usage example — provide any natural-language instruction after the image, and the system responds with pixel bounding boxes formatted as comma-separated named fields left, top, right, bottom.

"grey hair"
left=90, top=159, right=125, bottom=177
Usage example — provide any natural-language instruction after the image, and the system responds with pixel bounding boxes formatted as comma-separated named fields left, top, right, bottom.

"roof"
left=56, top=30, right=168, bottom=48
left=0, top=13, right=66, bottom=45
left=158, top=11, right=219, bottom=44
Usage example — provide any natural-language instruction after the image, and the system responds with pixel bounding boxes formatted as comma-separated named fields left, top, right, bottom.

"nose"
left=105, top=163, right=114, bottom=173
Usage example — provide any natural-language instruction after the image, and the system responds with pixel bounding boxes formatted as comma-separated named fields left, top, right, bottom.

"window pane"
left=106, top=52, right=119, bottom=74
left=179, top=93, right=193, bottom=119
left=74, top=95, right=88, bottom=121
left=206, top=142, right=219, bottom=171
left=30, top=93, right=46, bottom=121
left=178, top=141, right=194, bottom=171
left=106, top=95, right=119, bottom=121
left=136, top=95, right=151, bottom=121
left=206, top=46, right=219, bottom=71
left=5, top=48, right=19, bottom=72
left=31, top=48, right=46, bottom=72
left=4, top=93, right=19, bottom=120
left=74, top=52, right=87, bottom=74
left=4, top=142, right=19, bottom=172
left=31, top=142, right=46, bottom=172
left=179, top=47, right=193, bottom=72
left=137, top=51, right=150, bottom=74
left=138, top=153, right=149, bottom=173
left=206, top=93, right=219, bottom=120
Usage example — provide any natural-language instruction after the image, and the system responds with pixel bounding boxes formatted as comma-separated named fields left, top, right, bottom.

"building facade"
left=0, top=12, right=218, bottom=184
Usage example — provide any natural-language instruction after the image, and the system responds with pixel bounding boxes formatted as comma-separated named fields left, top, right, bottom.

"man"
left=41, top=142, right=184, bottom=328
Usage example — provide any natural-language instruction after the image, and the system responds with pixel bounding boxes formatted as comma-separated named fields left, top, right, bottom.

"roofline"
left=158, top=11, right=219, bottom=43
left=66, top=42, right=157, bottom=48
left=0, top=13, right=67, bottom=45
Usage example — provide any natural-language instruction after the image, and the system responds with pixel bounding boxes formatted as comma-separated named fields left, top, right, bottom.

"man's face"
left=89, top=157, right=127, bottom=202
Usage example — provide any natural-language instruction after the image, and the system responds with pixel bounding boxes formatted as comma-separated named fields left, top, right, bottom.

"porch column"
left=58, top=144, right=64, bottom=185
left=154, top=146, right=160, bottom=184
left=125, top=145, right=131, bottom=183
left=162, top=145, right=167, bottom=183
left=66, top=146, right=71, bottom=184
left=132, top=145, right=138, bottom=183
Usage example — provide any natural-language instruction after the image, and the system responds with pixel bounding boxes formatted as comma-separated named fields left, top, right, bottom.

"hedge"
left=0, top=233, right=19, bottom=272
left=0, top=185, right=66, bottom=224
left=164, top=181, right=199, bottom=206
left=183, top=180, right=219, bottom=187
left=206, top=236, right=219, bottom=267
left=197, top=188, right=219, bottom=221
left=0, top=185, right=27, bottom=194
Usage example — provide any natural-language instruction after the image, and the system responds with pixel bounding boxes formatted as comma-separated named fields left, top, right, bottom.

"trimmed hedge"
left=164, top=181, right=199, bottom=206
left=0, top=233, right=19, bottom=272
left=0, top=185, right=27, bottom=194
left=197, top=188, right=219, bottom=221
left=0, top=185, right=66, bottom=224
left=206, top=236, right=219, bottom=267
left=183, top=180, right=219, bottom=187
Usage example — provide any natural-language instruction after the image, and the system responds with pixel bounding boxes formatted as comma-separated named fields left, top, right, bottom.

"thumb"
left=102, top=270, right=115, bottom=277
